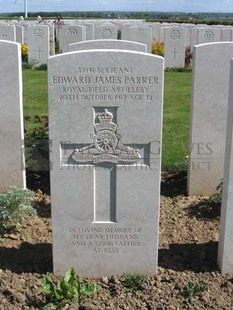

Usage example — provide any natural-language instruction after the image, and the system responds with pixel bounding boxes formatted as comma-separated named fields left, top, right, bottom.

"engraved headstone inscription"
left=48, top=50, right=164, bottom=278
left=0, top=40, right=26, bottom=192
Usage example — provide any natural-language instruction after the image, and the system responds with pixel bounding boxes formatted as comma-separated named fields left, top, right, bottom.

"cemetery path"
left=0, top=172, right=232, bottom=309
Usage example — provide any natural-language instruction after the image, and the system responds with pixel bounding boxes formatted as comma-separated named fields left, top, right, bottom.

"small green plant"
left=0, top=187, right=36, bottom=231
left=24, top=114, right=49, bottom=171
left=175, top=157, right=188, bottom=172
left=165, top=66, right=192, bottom=72
left=42, top=267, right=97, bottom=309
left=182, top=282, right=207, bottom=298
left=209, top=179, right=223, bottom=203
left=122, top=273, right=145, bottom=292
left=36, top=63, right=47, bottom=71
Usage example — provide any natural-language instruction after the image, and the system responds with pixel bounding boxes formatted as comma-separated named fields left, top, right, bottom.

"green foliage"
left=24, top=115, right=49, bottom=171
left=122, top=273, right=145, bottom=292
left=24, top=115, right=49, bottom=140
left=175, top=160, right=188, bottom=172
left=42, top=267, right=97, bottom=309
left=36, top=64, right=48, bottom=71
left=209, top=179, right=223, bottom=203
left=165, top=67, right=192, bottom=72
left=183, top=282, right=207, bottom=298
left=0, top=187, right=36, bottom=231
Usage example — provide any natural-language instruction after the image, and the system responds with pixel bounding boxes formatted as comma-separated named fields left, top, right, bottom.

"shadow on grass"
left=0, top=242, right=52, bottom=274
left=159, top=241, right=219, bottom=272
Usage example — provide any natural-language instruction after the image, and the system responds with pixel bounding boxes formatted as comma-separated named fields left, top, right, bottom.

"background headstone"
left=218, top=58, right=233, bottom=274
left=221, top=28, right=233, bottom=41
left=129, top=26, right=152, bottom=53
left=94, top=23, right=118, bottom=40
left=188, top=42, right=233, bottom=195
left=0, top=25, right=15, bottom=41
left=60, top=25, right=86, bottom=53
left=81, top=23, right=94, bottom=41
left=27, top=25, right=50, bottom=65
left=48, top=50, right=164, bottom=278
left=197, top=27, right=220, bottom=44
left=164, top=27, right=186, bottom=68
left=0, top=40, right=25, bottom=192
left=15, top=25, right=23, bottom=44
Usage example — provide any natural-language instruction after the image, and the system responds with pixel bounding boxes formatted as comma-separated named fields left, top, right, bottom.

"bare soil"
left=0, top=170, right=232, bottom=309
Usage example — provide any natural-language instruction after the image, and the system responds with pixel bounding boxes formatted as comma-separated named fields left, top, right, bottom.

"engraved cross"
left=171, top=48, right=179, bottom=60
left=35, top=46, right=43, bottom=59
left=61, top=107, right=150, bottom=224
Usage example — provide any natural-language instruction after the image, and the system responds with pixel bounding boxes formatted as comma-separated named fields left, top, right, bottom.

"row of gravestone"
left=1, top=38, right=233, bottom=277
left=2, top=21, right=233, bottom=68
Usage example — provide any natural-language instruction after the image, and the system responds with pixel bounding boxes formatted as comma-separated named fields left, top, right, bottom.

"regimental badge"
left=71, top=109, right=141, bottom=164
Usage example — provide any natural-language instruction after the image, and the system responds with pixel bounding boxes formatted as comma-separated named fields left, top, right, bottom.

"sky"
left=1, top=0, right=233, bottom=14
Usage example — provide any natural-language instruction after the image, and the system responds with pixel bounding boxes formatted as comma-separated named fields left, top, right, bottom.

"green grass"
left=22, top=69, right=192, bottom=170
left=163, top=70, right=192, bottom=169
left=23, top=69, right=48, bottom=116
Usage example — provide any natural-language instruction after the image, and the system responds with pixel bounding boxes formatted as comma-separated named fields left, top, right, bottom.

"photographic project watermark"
left=21, top=139, right=215, bottom=172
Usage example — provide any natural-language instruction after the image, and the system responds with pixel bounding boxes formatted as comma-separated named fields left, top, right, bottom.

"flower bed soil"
left=0, top=171, right=232, bottom=309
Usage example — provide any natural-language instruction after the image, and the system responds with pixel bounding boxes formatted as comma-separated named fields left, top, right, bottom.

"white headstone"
left=188, top=42, right=233, bottom=195
left=69, top=39, right=147, bottom=52
left=94, top=23, right=118, bottom=40
left=197, top=27, right=220, bottom=44
left=15, top=25, right=23, bottom=44
left=0, top=25, right=15, bottom=41
left=221, top=28, right=233, bottom=41
left=0, top=40, right=25, bottom=192
left=218, top=58, right=233, bottom=274
left=121, top=23, right=134, bottom=41
left=164, top=27, right=186, bottom=68
left=190, top=27, right=199, bottom=51
left=27, top=25, right=50, bottom=65
left=149, top=22, right=161, bottom=41
left=129, top=26, right=152, bottom=53
left=60, top=25, right=86, bottom=53
left=81, top=23, right=94, bottom=41
left=48, top=50, right=164, bottom=278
